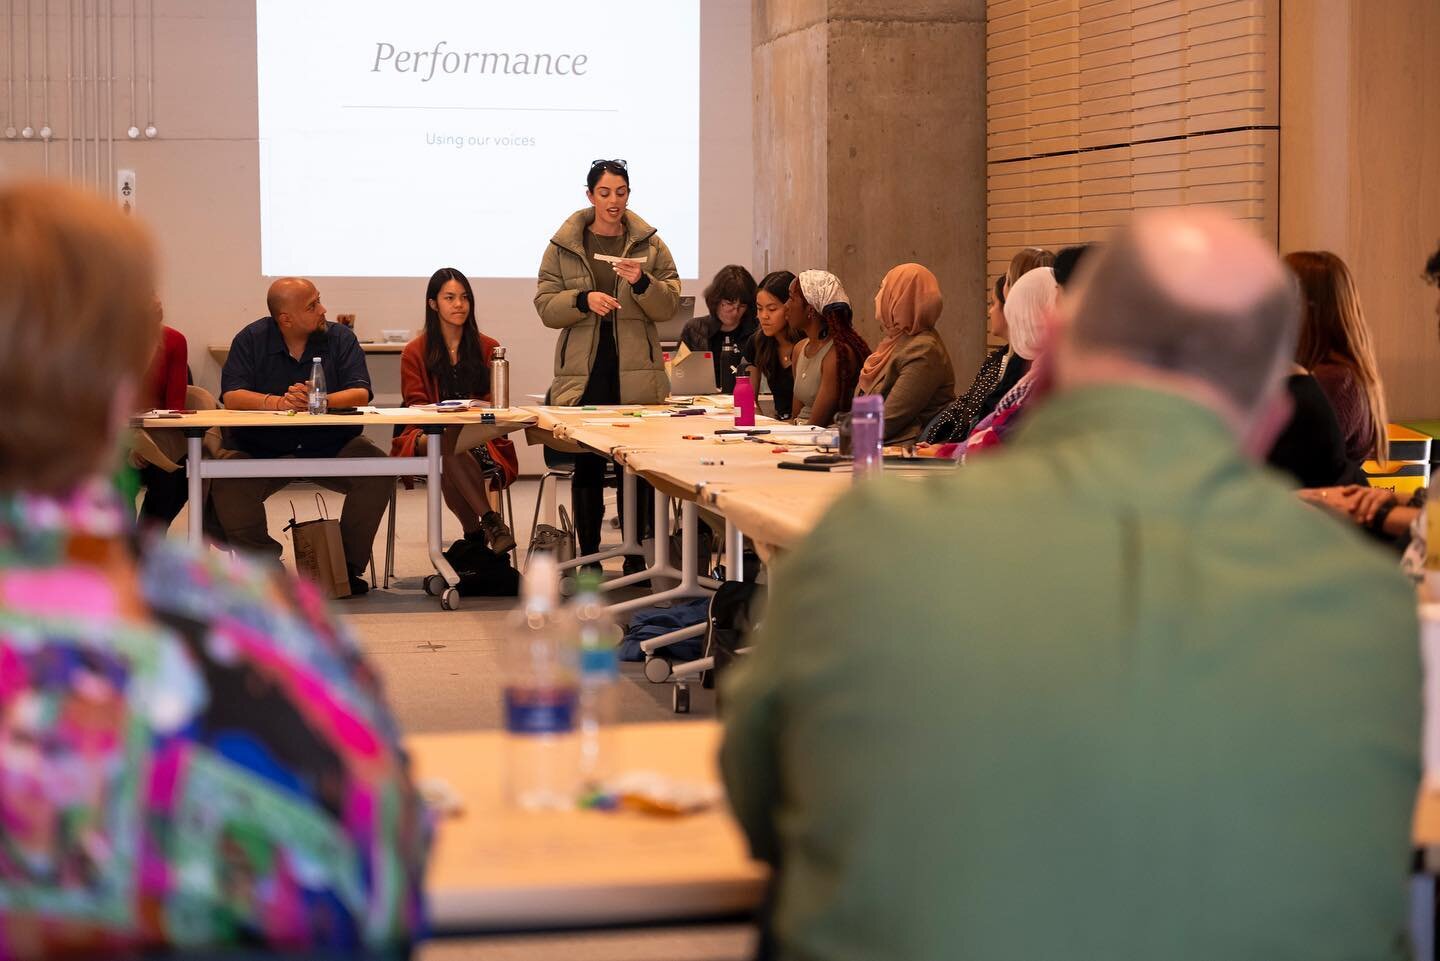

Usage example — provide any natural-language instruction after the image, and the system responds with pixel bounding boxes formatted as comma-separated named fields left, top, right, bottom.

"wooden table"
left=208, top=341, right=408, bottom=360
left=409, top=720, right=767, bottom=933
left=138, top=407, right=536, bottom=610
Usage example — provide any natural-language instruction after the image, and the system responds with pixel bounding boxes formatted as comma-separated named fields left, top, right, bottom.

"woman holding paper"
left=534, top=159, right=681, bottom=563
left=394, top=267, right=518, bottom=554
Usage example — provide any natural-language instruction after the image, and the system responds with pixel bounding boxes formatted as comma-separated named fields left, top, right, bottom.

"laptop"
left=654, top=295, right=696, bottom=348
left=666, top=345, right=720, bottom=397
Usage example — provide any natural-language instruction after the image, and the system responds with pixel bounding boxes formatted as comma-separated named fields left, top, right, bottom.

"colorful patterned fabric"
left=960, top=373, right=1036, bottom=459
left=0, top=484, right=428, bottom=958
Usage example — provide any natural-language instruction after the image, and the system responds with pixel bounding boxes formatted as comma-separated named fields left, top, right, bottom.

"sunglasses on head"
left=591, top=158, right=628, bottom=169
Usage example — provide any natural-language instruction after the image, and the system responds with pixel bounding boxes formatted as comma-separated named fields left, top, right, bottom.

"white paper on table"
left=413, top=399, right=489, bottom=411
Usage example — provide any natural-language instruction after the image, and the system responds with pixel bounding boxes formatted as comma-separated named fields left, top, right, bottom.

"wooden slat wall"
left=985, top=0, right=1279, bottom=301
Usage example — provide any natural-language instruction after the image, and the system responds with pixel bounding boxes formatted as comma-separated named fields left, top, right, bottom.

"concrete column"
left=753, top=0, right=987, bottom=381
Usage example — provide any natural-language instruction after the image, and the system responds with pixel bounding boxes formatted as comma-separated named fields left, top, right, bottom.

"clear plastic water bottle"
left=851, top=394, right=884, bottom=479
left=504, top=553, right=579, bottom=810
left=573, top=569, right=620, bottom=788
left=307, top=357, right=328, bottom=414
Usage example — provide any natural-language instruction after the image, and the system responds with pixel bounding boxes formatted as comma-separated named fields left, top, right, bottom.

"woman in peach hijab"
left=855, top=263, right=956, bottom=444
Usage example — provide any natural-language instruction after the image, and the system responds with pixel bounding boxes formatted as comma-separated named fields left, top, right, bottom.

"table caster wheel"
left=440, top=587, right=460, bottom=611
left=424, top=574, right=445, bottom=596
left=643, top=656, right=671, bottom=683
left=672, top=684, right=691, bottom=714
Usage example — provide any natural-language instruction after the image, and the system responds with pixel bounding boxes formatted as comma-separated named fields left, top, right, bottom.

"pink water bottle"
left=733, top=377, right=756, bottom=427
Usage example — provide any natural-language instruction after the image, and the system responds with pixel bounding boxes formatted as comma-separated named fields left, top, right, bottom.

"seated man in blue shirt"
left=211, top=277, right=390, bottom=594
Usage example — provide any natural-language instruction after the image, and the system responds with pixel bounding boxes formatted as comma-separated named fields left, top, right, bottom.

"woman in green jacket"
left=534, top=159, right=682, bottom=562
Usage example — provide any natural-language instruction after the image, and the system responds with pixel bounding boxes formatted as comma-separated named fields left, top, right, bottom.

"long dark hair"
left=751, top=271, right=796, bottom=387
left=423, top=267, right=491, bottom=400
left=822, top=302, right=870, bottom=413
left=1285, top=250, right=1387, bottom=461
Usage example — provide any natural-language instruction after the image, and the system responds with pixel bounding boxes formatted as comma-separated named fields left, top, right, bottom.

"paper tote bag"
left=285, top=495, right=351, bottom=599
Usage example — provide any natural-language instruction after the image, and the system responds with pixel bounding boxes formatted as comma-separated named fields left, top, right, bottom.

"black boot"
left=571, top=483, right=606, bottom=559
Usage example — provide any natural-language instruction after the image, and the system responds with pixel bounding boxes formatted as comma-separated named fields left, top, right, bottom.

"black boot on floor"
left=571, top=484, right=607, bottom=559
left=344, top=567, right=370, bottom=597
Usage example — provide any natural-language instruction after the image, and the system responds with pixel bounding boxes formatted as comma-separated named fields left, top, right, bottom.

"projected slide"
left=256, top=1, right=699, bottom=278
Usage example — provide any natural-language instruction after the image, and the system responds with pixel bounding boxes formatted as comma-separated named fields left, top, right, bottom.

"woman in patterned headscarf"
left=787, top=270, right=872, bottom=425
left=783, top=266, right=869, bottom=423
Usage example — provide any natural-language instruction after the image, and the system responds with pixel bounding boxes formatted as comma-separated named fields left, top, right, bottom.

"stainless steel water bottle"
left=490, top=346, right=510, bottom=409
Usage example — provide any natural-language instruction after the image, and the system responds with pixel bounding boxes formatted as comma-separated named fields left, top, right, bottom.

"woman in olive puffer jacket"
left=534, top=159, right=681, bottom=562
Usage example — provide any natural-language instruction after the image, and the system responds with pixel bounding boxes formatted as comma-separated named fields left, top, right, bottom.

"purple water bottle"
left=851, top=394, right=883, bottom=479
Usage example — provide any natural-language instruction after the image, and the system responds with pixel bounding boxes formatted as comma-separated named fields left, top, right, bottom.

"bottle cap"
left=853, top=394, right=883, bottom=415
left=492, top=346, right=507, bottom=360
left=574, top=567, right=604, bottom=595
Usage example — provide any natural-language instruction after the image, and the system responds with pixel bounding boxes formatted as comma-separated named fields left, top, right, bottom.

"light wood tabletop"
left=408, top=720, right=767, bottom=933
left=138, top=407, right=537, bottom=430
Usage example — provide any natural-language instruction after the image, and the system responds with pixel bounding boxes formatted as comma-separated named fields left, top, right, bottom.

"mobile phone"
left=329, top=407, right=361, bottom=415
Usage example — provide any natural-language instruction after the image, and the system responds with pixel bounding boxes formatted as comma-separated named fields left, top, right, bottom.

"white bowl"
left=381, top=328, right=409, bottom=343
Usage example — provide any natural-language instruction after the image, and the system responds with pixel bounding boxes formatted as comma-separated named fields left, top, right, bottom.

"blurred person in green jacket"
left=722, top=207, right=1420, bottom=961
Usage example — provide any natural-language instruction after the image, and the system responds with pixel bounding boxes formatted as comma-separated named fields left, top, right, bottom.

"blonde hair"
left=1285, top=250, right=1389, bottom=463
left=0, top=182, right=157, bottom=493
left=1005, top=247, right=1056, bottom=294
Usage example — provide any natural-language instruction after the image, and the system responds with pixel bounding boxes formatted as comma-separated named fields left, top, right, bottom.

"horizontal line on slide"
left=340, top=104, right=618, bottom=113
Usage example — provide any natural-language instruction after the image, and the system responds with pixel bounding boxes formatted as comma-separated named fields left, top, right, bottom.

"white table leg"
left=186, top=431, right=204, bottom=546
left=562, top=465, right=646, bottom=572
left=425, top=428, right=460, bottom=595
left=605, top=498, right=713, bottom=617
left=726, top=518, right=744, bottom=582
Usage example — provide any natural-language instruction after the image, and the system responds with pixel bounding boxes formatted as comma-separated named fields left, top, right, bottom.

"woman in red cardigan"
left=133, top=297, right=192, bottom=528
left=392, top=268, right=519, bottom=553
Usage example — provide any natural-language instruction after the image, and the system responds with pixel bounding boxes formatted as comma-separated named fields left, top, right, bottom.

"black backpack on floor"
left=703, top=581, right=765, bottom=696
left=444, top=539, right=520, bottom=597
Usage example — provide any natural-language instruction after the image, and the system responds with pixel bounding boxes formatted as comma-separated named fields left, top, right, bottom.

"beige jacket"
left=855, top=330, right=957, bottom=444
left=535, top=208, right=681, bottom=405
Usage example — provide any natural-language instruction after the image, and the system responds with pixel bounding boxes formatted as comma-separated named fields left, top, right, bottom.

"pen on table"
left=700, top=458, right=725, bottom=466
left=715, top=428, right=770, bottom=435
left=682, top=435, right=704, bottom=440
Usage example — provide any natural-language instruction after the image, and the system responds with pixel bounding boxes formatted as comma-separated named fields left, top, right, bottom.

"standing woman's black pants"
left=572, top=318, right=653, bottom=558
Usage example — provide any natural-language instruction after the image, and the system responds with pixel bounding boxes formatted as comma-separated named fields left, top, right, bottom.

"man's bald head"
left=267, top=277, right=317, bottom=320
left=1064, top=208, right=1299, bottom=413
